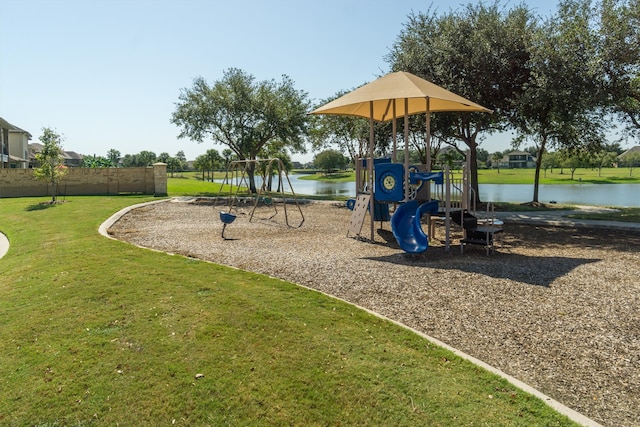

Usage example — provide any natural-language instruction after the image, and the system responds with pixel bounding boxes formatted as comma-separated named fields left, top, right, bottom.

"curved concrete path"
left=99, top=198, right=603, bottom=427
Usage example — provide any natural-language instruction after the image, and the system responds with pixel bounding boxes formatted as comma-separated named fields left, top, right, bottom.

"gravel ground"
left=108, top=198, right=640, bottom=427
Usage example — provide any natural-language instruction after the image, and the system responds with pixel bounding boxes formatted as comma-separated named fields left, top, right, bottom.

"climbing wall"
left=347, top=194, right=370, bottom=237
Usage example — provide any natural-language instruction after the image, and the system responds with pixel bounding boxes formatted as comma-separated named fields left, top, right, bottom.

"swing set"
left=214, top=158, right=305, bottom=239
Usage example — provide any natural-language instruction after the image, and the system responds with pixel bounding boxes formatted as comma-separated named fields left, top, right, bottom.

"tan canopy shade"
left=310, top=71, right=492, bottom=121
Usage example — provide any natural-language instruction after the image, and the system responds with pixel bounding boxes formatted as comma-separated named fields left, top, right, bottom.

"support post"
left=368, top=101, right=375, bottom=242
left=445, top=164, right=451, bottom=252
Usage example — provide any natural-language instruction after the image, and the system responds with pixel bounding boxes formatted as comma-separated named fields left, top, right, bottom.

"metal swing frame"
left=214, top=158, right=305, bottom=229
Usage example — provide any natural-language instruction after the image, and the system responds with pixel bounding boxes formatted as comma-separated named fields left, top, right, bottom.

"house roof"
left=29, top=143, right=84, bottom=162
left=618, top=146, right=640, bottom=158
left=0, top=117, right=14, bottom=129
left=0, top=117, right=32, bottom=138
left=64, top=151, right=83, bottom=160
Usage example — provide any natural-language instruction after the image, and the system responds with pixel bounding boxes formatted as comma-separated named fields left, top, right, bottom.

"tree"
left=157, top=152, right=171, bottom=163
left=541, top=151, right=560, bottom=176
left=222, top=149, right=235, bottom=169
left=193, top=155, right=206, bottom=180
left=34, top=128, right=67, bottom=203
left=512, top=0, right=605, bottom=203
left=599, top=0, right=640, bottom=134
left=172, top=68, right=311, bottom=192
left=621, top=151, right=640, bottom=176
left=82, top=154, right=112, bottom=168
left=436, top=147, right=464, bottom=170
left=107, top=148, right=121, bottom=166
left=175, top=150, right=187, bottom=171
left=491, top=151, right=503, bottom=173
left=194, top=149, right=223, bottom=181
left=166, top=157, right=182, bottom=177
left=138, top=150, right=157, bottom=166
left=314, top=149, right=348, bottom=174
left=121, top=154, right=138, bottom=167
left=589, top=147, right=618, bottom=176
left=387, top=2, right=535, bottom=203
left=476, top=148, right=489, bottom=167
left=560, top=148, right=590, bottom=180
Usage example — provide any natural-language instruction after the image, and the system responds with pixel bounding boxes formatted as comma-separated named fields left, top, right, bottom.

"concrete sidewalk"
left=492, top=206, right=640, bottom=232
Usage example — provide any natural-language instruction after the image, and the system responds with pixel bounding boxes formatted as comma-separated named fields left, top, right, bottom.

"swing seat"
left=219, top=212, right=237, bottom=224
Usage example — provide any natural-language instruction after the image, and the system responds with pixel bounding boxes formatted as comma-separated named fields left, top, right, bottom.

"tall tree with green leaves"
left=171, top=68, right=311, bottom=192
left=107, top=148, right=121, bottom=166
left=513, top=0, right=605, bottom=203
left=82, top=154, right=112, bottom=168
left=387, top=2, right=535, bottom=203
left=34, top=127, right=67, bottom=203
left=137, top=150, right=157, bottom=166
left=599, top=0, right=640, bottom=134
left=491, top=152, right=503, bottom=173
left=621, top=151, right=640, bottom=176
left=314, top=149, right=348, bottom=174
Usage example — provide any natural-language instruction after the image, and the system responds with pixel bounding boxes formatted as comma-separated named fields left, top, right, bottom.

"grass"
left=0, top=195, right=578, bottom=426
left=477, top=167, right=640, bottom=184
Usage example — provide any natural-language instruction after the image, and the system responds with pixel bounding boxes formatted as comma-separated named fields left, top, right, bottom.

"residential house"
left=618, top=146, right=640, bottom=163
left=0, top=117, right=31, bottom=169
left=63, top=151, right=84, bottom=167
left=498, top=151, right=537, bottom=169
left=29, top=142, right=84, bottom=168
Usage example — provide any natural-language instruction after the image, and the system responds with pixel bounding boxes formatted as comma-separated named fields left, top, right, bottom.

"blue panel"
left=374, top=162, right=404, bottom=202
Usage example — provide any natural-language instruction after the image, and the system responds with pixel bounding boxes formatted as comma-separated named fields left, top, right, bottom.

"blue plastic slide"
left=391, top=200, right=439, bottom=253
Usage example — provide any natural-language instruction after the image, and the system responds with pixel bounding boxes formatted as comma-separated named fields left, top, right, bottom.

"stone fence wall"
left=0, top=163, right=167, bottom=198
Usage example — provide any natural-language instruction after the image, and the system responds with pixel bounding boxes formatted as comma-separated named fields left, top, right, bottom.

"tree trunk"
left=466, top=143, right=482, bottom=206
left=51, top=181, right=57, bottom=203
left=533, top=142, right=546, bottom=204
left=246, top=162, right=257, bottom=193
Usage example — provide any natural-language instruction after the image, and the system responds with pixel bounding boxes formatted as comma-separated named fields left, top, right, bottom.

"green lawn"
left=477, top=167, right=640, bottom=184
left=0, top=196, right=578, bottom=425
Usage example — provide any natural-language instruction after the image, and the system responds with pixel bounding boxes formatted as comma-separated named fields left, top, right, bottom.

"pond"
left=231, top=175, right=640, bottom=207
left=479, top=183, right=640, bottom=207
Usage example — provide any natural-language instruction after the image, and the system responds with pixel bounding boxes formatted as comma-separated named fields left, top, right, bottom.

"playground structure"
left=347, top=153, right=503, bottom=255
left=214, top=158, right=305, bottom=239
left=308, top=71, right=499, bottom=255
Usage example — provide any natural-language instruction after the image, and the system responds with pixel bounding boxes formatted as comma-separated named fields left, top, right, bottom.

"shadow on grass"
left=25, top=201, right=63, bottom=211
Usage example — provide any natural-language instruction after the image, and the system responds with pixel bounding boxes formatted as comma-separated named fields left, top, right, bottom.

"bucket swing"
left=219, top=211, right=237, bottom=240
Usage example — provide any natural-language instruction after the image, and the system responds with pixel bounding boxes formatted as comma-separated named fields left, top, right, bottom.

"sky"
left=1, top=0, right=560, bottom=163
